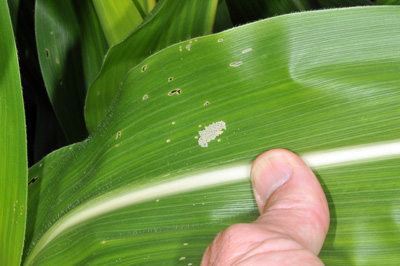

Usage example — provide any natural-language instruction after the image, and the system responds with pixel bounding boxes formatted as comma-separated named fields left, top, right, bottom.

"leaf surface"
left=24, top=6, right=400, bottom=266
left=0, top=1, right=27, bottom=265
left=84, top=0, right=219, bottom=132
left=92, top=0, right=143, bottom=46
left=35, top=0, right=108, bottom=142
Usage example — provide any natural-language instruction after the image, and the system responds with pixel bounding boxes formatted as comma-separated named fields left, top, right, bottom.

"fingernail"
left=251, top=156, right=292, bottom=203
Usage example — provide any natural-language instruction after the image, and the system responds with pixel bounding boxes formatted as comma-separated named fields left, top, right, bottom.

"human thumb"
left=250, top=149, right=330, bottom=254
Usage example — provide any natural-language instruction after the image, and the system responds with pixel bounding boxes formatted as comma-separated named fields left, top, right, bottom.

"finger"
left=250, top=149, right=330, bottom=255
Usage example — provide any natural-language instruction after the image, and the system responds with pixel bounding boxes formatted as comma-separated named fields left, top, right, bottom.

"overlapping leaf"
left=0, top=1, right=27, bottom=265
left=23, top=6, right=400, bottom=266
left=35, top=0, right=108, bottom=142
left=84, top=0, right=219, bottom=132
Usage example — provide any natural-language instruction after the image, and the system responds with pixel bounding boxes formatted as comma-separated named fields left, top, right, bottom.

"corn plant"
left=1, top=0, right=400, bottom=265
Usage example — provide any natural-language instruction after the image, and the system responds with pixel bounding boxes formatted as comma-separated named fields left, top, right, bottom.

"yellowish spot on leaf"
left=242, top=48, right=253, bottom=54
left=230, top=61, right=242, bottom=67
left=116, top=131, right=122, bottom=140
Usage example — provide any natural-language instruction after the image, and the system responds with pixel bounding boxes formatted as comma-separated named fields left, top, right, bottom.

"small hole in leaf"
left=141, top=65, right=147, bottom=72
left=45, top=49, right=49, bottom=58
left=28, top=177, right=38, bottom=185
left=204, top=101, right=210, bottom=106
left=218, top=38, right=223, bottom=42
left=168, top=77, right=174, bottom=82
left=168, top=89, right=181, bottom=96
left=142, top=94, right=148, bottom=100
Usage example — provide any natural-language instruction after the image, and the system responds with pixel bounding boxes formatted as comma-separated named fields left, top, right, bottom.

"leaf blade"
left=35, top=0, right=108, bottom=142
left=84, top=0, right=219, bottom=132
left=25, top=6, right=400, bottom=265
left=0, top=1, right=28, bottom=265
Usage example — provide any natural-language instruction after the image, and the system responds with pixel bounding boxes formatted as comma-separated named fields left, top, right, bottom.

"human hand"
left=201, top=149, right=330, bottom=265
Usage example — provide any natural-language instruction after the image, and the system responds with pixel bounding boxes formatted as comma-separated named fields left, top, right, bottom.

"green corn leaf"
left=35, top=0, right=108, bottom=143
left=84, top=0, right=219, bottom=133
left=132, top=0, right=157, bottom=19
left=92, top=0, right=144, bottom=46
left=214, top=0, right=233, bottom=33
left=0, top=1, right=27, bottom=265
left=23, top=6, right=400, bottom=265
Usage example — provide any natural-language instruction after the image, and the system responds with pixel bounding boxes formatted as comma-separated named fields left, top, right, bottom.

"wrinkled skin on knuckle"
left=202, top=223, right=262, bottom=265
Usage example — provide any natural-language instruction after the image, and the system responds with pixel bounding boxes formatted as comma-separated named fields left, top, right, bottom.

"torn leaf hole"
left=168, top=89, right=181, bottom=96
left=45, top=49, right=49, bottom=58
left=141, top=65, right=147, bottom=72
left=28, top=177, right=38, bottom=185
